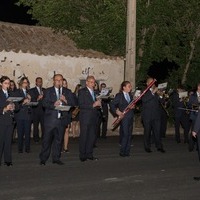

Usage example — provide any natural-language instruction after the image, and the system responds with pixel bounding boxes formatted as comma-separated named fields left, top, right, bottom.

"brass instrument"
left=192, top=104, right=200, bottom=111
left=72, top=107, right=80, bottom=119
left=178, top=91, right=190, bottom=114
left=158, top=90, right=170, bottom=116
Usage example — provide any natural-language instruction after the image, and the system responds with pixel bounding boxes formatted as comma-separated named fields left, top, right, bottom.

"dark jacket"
left=42, top=86, right=75, bottom=127
left=0, top=89, right=14, bottom=125
left=78, top=87, right=100, bottom=124
left=14, top=89, right=32, bottom=121
left=141, top=90, right=161, bottom=120
left=109, top=91, right=134, bottom=119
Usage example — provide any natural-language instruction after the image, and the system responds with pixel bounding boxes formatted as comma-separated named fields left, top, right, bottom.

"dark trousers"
left=189, top=120, right=197, bottom=150
left=197, top=133, right=200, bottom=161
left=0, top=124, right=13, bottom=163
left=143, top=119, right=162, bottom=150
left=32, top=112, right=44, bottom=142
left=39, top=119, right=65, bottom=162
left=100, top=115, right=108, bottom=137
left=96, top=114, right=108, bottom=138
left=16, top=119, right=32, bottom=151
left=79, top=122, right=97, bottom=160
left=160, top=111, right=168, bottom=138
left=174, top=114, right=190, bottom=143
left=119, top=117, right=133, bottom=155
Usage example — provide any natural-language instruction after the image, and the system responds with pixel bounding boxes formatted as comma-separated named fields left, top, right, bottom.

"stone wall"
left=0, top=50, right=125, bottom=132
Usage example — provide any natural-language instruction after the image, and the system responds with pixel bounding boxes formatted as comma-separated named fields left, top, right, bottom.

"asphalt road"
left=0, top=135, right=200, bottom=200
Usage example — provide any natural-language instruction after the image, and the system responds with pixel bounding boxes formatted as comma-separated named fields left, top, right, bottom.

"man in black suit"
left=0, top=76, right=15, bottom=166
left=110, top=81, right=134, bottom=157
left=141, top=77, right=165, bottom=153
left=29, top=77, right=45, bottom=143
left=78, top=76, right=101, bottom=162
left=39, top=74, right=75, bottom=165
left=192, top=109, right=200, bottom=181
left=171, top=86, right=190, bottom=143
left=188, top=83, right=200, bottom=151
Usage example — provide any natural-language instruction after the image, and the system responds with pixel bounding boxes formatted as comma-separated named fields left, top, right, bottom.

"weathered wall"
left=0, top=50, right=125, bottom=132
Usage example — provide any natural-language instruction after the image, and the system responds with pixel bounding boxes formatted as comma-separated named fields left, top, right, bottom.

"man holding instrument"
left=39, top=74, right=75, bottom=165
left=192, top=109, right=200, bottom=181
left=78, top=76, right=101, bottom=162
left=141, top=77, right=165, bottom=153
left=110, top=81, right=134, bottom=157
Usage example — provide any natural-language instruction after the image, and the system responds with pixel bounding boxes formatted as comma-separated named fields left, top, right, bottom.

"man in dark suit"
left=141, top=77, right=165, bottom=153
left=188, top=83, right=200, bottom=151
left=171, top=86, right=190, bottom=143
left=0, top=76, right=15, bottom=166
left=39, top=74, right=75, bottom=165
left=110, top=81, right=134, bottom=157
left=29, top=77, right=45, bottom=143
left=78, top=76, right=101, bottom=162
left=192, top=109, right=200, bottom=181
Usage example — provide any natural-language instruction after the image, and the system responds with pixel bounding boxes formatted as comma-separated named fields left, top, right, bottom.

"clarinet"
left=7, top=90, right=15, bottom=118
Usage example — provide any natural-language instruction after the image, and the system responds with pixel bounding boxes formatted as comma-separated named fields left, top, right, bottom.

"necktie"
left=38, top=87, right=41, bottom=95
left=91, top=91, right=95, bottom=101
left=126, top=93, right=130, bottom=103
left=5, top=91, right=8, bottom=98
left=24, top=90, right=27, bottom=97
left=57, top=88, right=61, bottom=100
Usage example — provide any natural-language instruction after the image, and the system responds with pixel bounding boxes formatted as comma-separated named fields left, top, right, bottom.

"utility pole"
left=125, top=0, right=136, bottom=88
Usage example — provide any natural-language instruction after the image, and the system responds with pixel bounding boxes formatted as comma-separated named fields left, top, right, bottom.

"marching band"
left=0, top=74, right=200, bottom=166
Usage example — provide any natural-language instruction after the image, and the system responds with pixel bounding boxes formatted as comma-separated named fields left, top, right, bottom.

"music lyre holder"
left=112, top=79, right=157, bottom=130
left=7, top=97, right=23, bottom=102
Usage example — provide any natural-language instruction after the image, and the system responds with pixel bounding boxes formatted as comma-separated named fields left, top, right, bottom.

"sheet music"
left=178, top=91, right=188, bottom=98
left=96, top=87, right=113, bottom=99
left=158, top=82, right=168, bottom=90
left=134, top=90, right=141, bottom=98
left=25, top=102, right=39, bottom=106
left=55, top=105, right=71, bottom=111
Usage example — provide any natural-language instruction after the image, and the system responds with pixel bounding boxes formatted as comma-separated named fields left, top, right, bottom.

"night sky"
left=0, top=0, right=36, bottom=25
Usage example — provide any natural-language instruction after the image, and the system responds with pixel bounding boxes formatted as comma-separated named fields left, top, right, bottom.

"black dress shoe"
left=4, top=162, right=13, bottom=166
left=157, top=148, right=166, bottom=153
left=145, top=148, right=152, bottom=153
left=119, top=153, right=126, bottom=157
left=80, top=158, right=87, bottom=162
left=52, top=160, right=64, bottom=165
left=40, top=161, right=46, bottom=165
left=194, top=177, right=200, bottom=181
left=87, top=157, right=99, bottom=161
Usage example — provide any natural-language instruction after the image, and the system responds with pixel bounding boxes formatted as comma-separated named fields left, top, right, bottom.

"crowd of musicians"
left=1, top=74, right=200, bottom=166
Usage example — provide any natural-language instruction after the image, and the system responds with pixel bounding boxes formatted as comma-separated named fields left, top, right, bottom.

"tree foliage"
left=17, top=0, right=127, bottom=55
left=17, top=0, right=200, bottom=89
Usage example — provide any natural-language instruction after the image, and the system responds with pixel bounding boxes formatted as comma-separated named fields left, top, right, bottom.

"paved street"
left=0, top=135, right=200, bottom=200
